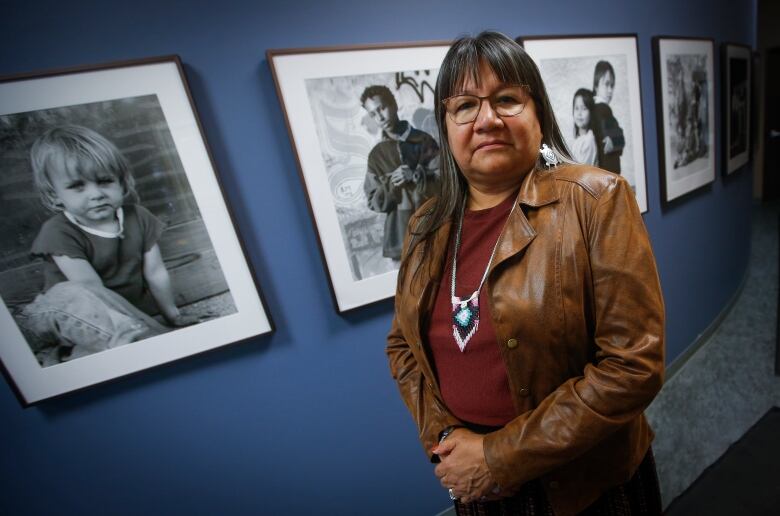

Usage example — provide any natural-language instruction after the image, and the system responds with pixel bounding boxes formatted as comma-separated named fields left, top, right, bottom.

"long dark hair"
left=403, top=31, right=571, bottom=276
left=572, top=87, right=595, bottom=137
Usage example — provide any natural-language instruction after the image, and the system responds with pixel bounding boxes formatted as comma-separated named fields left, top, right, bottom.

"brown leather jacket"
left=387, top=164, right=664, bottom=516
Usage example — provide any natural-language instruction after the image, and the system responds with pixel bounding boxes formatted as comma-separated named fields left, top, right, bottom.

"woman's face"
left=445, top=61, right=542, bottom=188
left=573, top=95, right=590, bottom=131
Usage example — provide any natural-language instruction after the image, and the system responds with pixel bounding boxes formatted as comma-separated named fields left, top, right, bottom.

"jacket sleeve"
left=365, top=147, right=400, bottom=213
left=605, top=118, right=625, bottom=153
left=482, top=176, right=664, bottom=490
left=386, top=213, right=463, bottom=461
left=408, top=134, right=441, bottom=207
left=601, top=108, right=625, bottom=153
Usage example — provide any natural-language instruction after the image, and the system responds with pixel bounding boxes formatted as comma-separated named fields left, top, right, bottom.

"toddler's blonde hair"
left=30, top=125, right=136, bottom=212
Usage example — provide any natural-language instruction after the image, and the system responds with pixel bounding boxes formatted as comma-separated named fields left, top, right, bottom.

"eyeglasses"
left=442, top=85, right=530, bottom=125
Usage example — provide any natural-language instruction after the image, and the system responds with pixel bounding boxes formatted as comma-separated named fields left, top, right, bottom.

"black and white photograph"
left=0, top=57, right=272, bottom=404
left=521, top=35, right=648, bottom=213
left=1, top=96, right=237, bottom=367
left=268, top=42, right=450, bottom=312
left=723, top=43, right=752, bottom=175
left=305, top=70, right=439, bottom=281
left=654, top=37, right=716, bottom=203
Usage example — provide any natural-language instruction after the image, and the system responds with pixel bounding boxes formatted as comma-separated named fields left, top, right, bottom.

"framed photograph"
left=0, top=56, right=273, bottom=405
left=521, top=34, right=648, bottom=213
left=268, top=42, right=449, bottom=312
left=653, top=37, right=716, bottom=203
left=722, top=43, right=752, bottom=175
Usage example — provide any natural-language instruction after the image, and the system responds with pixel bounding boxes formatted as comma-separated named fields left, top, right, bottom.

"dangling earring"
left=540, top=143, right=559, bottom=168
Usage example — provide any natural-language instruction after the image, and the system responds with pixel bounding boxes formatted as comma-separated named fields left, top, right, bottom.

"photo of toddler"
left=0, top=94, right=238, bottom=369
left=16, top=125, right=203, bottom=365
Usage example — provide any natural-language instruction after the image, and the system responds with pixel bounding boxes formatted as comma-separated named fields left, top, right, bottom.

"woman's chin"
left=468, top=157, right=532, bottom=180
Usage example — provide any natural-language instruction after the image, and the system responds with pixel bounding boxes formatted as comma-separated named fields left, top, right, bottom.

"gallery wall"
left=0, top=0, right=756, bottom=515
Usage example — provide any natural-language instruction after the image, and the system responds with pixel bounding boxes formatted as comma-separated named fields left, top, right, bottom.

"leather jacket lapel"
left=491, top=168, right=559, bottom=273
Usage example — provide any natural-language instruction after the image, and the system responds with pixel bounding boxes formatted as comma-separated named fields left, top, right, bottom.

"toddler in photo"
left=18, top=125, right=198, bottom=366
left=592, top=60, right=625, bottom=174
left=571, top=88, right=600, bottom=166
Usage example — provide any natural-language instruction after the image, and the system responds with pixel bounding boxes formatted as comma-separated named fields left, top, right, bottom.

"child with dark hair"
left=360, top=85, right=439, bottom=261
left=592, top=60, right=625, bottom=174
left=18, top=125, right=196, bottom=366
left=571, top=88, right=599, bottom=166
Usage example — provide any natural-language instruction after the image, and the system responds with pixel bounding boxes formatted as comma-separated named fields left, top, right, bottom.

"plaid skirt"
left=453, top=448, right=662, bottom=516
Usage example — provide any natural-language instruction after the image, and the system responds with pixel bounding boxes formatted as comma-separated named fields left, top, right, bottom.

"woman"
left=386, top=32, right=664, bottom=516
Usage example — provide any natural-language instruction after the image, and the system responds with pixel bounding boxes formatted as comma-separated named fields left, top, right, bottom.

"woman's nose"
left=473, top=99, right=502, bottom=131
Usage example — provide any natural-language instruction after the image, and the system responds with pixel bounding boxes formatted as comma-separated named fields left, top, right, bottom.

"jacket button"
left=518, top=388, right=530, bottom=397
left=506, top=338, right=518, bottom=349
left=549, top=481, right=560, bottom=489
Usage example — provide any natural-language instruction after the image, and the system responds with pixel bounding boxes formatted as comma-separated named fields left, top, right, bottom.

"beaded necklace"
left=450, top=197, right=517, bottom=352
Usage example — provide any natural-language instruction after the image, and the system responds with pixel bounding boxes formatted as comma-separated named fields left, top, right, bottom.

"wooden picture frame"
left=267, top=42, right=450, bottom=312
left=0, top=56, right=273, bottom=405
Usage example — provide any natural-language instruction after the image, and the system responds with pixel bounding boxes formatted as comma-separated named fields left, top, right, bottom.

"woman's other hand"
left=432, top=428, right=497, bottom=503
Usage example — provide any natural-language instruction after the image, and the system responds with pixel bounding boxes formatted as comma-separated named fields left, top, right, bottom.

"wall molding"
left=665, top=266, right=750, bottom=379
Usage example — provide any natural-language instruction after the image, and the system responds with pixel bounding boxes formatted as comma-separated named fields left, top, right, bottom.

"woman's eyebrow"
left=446, top=85, right=474, bottom=97
left=454, top=84, right=517, bottom=96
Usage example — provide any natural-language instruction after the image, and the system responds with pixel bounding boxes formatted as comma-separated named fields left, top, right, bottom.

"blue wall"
left=0, top=1, right=755, bottom=515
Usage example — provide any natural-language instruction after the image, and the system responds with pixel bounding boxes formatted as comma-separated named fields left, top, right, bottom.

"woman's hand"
left=432, top=428, right=498, bottom=503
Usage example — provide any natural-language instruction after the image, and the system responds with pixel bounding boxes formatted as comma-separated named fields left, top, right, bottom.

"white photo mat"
left=0, top=58, right=272, bottom=404
left=654, top=38, right=716, bottom=203
left=268, top=43, right=450, bottom=312
left=522, top=35, right=648, bottom=213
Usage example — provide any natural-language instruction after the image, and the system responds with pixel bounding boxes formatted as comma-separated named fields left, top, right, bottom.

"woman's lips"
left=475, top=141, right=509, bottom=151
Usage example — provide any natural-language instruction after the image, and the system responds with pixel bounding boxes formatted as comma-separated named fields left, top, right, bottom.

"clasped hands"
left=432, top=428, right=503, bottom=504
left=390, top=164, right=422, bottom=187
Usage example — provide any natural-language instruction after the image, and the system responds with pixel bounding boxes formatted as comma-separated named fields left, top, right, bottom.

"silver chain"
left=450, top=197, right=517, bottom=304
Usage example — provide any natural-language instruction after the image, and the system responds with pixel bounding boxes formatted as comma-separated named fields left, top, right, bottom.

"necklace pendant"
left=451, top=295, right=480, bottom=352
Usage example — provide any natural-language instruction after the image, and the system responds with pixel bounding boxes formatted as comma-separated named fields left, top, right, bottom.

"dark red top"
left=427, top=192, right=518, bottom=426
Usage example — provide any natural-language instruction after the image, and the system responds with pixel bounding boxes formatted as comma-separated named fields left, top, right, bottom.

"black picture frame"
left=520, top=34, right=649, bottom=213
left=721, top=42, right=752, bottom=175
left=653, top=36, right=717, bottom=205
